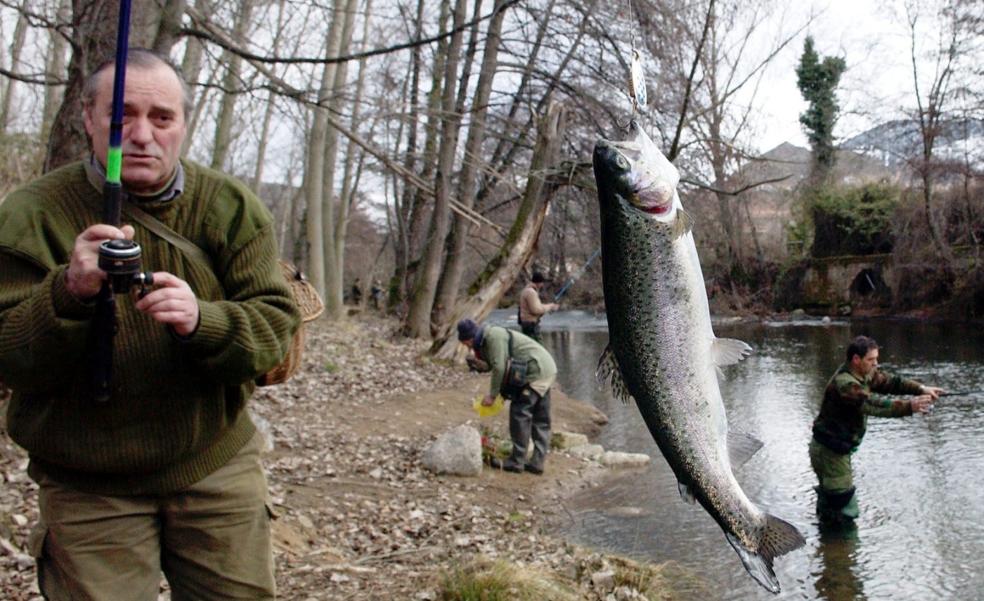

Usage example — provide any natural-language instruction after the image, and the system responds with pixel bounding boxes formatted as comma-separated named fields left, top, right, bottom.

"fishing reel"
left=98, top=239, right=153, bottom=297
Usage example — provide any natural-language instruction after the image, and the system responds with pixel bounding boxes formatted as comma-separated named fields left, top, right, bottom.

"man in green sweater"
left=0, top=49, right=299, bottom=600
left=457, top=318, right=557, bottom=475
left=810, top=335, right=943, bottom=524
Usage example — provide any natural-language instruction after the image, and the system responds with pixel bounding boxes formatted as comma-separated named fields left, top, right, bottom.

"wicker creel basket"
left=256, top=261, right=324, bottom=386
left=280, top=260, right=324, bottom=322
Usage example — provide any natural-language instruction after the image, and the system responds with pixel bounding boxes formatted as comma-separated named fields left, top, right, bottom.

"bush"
left=809, top=183, right=900, bottom=257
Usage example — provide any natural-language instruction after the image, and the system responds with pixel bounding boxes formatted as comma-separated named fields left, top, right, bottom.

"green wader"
left=809, top=438, right=860, bottom=522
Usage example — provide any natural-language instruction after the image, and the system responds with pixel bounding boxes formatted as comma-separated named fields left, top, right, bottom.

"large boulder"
left=421, top=425, right=483, bottom=476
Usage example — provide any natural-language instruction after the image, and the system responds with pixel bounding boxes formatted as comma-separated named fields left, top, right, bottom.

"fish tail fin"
left=726, top=515, right=805, bottom=594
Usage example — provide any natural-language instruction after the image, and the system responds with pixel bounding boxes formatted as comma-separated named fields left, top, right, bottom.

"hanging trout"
left=593, top=121, right=804, bottom=594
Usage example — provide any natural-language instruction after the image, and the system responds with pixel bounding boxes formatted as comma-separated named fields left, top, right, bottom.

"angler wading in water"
left=810, top=335, right=943, bottom=524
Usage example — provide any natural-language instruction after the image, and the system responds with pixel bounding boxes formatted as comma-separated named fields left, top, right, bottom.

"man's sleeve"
left=522, top=287, right=547, bottom=318
left=863, top=370, right=919, bottom=417
left=180, top=187, right=301, bottom=385
left=0, top=197, right=96, bottom=390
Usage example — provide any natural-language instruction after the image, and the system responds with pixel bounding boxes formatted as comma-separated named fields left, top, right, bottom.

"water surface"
left=491, top=310, right=984, bottom=601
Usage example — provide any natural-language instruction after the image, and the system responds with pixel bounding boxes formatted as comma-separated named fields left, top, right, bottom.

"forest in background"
left=1, top=0, right=982, bottom=354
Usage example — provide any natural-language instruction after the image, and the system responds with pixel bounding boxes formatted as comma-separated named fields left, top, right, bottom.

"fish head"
left=593, top=121, right=680, bottom=224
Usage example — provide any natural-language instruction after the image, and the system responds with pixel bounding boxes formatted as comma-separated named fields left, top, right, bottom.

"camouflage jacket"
left=812, top=363, right=924, bottom=454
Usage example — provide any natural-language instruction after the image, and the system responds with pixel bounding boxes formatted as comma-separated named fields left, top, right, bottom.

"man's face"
left=853, top=348, right=879, bottom=377
left=83, top=63, right=187, bottom=195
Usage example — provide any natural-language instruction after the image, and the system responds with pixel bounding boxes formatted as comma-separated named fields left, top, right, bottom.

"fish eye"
left=615, top=155, right=628, bottom=169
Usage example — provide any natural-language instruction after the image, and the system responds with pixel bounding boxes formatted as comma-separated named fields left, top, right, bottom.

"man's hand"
left=920, top=385, right=944, bottom=400
left=466, top=355, right=490, bottom=373
left=481, top=394, right=496, bottom=407
left=135, top=272, right=200, bottom=337
left=547, top=302, right=560, bottom=312
left=65, top=224, right=136, bottom=300
left=910, top=394, right=935, bottom=414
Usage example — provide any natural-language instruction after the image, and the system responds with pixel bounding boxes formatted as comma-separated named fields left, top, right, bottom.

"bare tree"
left=904, top=0, right=969, bottom=259
left=404, top=0, right=469, bottom=338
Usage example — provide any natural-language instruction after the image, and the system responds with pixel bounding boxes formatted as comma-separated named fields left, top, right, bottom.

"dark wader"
left=517, top=306, right=542, bottom=343
left=810, top=438, right=860, bottom=523
left=504, top=387, right=551, bottom=472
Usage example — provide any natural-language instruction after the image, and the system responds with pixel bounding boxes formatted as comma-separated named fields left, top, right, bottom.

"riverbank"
left=0, top=314, right=705, bottom=600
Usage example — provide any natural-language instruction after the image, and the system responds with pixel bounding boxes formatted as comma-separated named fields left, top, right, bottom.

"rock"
left=591, top=569, right=616, bottom=593
left=567, top=443, right=604, bottom=460
left=250, top=410, right=275, bottom=452
left=551, top=431, right=589, bottom=450
left=599, top=451, right=650, bottom=468
left=421, top=425, right=482, bottom=476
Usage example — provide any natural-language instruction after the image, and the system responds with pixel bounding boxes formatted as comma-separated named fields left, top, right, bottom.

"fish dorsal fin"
left=596, top=344, right=633, bottom=404
left=712, top=337, right=752, bottom=366
left=677, top=481, right=696, bottom=504
left=672, top=207, right=694, bottom=239
left=728, top=430, right=764, bottom=469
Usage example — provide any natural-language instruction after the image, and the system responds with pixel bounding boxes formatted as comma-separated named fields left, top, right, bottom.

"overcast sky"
left=754, top=0, right=920, bottom=152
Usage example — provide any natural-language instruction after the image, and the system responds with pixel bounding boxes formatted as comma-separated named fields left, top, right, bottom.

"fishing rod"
left=554, top=247, right=602, bottom=302
left=92, top=0, right=152, bottom=402
left=940, top=390, right=984, bottom=398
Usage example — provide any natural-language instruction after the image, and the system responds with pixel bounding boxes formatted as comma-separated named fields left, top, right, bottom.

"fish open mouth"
left=631, top=180, right=674, bottom=215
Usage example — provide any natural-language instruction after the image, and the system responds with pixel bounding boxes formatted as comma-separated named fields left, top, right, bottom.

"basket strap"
left=120, top=201, right=214, bottom=271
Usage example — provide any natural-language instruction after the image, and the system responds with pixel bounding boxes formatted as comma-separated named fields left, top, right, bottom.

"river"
left=488, top=310, right=984, bottom=601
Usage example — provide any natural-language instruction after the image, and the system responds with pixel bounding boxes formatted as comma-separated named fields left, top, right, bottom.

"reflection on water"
left=815, top=522, right=864, bottom=601
left=498, top=311, right=984, bottom=601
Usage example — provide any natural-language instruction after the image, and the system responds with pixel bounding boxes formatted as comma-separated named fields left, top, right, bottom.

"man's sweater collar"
left=83, top=156, right=185, bottom=204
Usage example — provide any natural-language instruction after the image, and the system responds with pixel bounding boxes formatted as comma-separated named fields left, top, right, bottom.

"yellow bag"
left=473, top=394, right=505, bottom=417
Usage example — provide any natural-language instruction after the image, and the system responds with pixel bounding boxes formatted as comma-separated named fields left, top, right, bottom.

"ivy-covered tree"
left=795, top=36, right=846, bottom=183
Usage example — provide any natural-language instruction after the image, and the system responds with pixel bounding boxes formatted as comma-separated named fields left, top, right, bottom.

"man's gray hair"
left=81, top=48, right=193, bottom=119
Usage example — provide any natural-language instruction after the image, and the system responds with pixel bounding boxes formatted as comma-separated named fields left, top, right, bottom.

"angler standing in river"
left=518, top=271, right=559, bottom=343
left=810, top=335, right=943, bottom=524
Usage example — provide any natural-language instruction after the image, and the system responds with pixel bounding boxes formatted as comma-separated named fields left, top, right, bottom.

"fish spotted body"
left=593, top=121, right=804, bottom=594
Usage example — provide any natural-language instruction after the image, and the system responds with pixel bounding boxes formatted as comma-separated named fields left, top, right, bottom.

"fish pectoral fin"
left=728, top=431, right=764, bottom=469
left=711, top=337, right=753, bottom=367
left=596, top=344, right=633, bottom=404
left=671, top=206, right=695, bottom=239
left=726, top=515, right=805, bottom=594
left=677, top=481, right=696, bottom=504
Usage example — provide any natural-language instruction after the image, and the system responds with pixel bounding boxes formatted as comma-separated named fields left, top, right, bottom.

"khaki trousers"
left=29, top=433, right=275, bottom=601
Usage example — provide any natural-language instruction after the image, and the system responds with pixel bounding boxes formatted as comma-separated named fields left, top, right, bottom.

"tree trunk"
left=210, top=0, right=254, bottom=171
left=404, top=0, right=468, bottom=339
left=0, top=0, right=29, bottom=135
left=395, top=0, right=451, bottom=309
left=40, top=0, right=71, bottom=142
left=152, top=0, right=187, bottom=53
left=432, top=0, right=510, bottom=329
left=320, top=0, right=359, bottom=320
left=334, top=0, right=375, bottom=286
left=431, top=102, right=566, bottom=359
left=179, top=0, right=209, bottom=154
left=302, top=3, right=347, bottom=297
left=251, top=0, right=289, bottom=193
left=44, top=0, right=163, bottom=171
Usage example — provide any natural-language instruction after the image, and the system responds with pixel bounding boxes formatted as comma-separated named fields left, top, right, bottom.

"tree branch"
left=181, top=0, right=519, bottom=66
left=680, top=173, right=795, bottom=196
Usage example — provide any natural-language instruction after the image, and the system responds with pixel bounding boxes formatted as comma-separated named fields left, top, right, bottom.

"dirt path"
left=1, top=315, right=644, bottom=600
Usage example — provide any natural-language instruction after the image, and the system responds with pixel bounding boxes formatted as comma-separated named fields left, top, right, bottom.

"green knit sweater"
left=0, top=160, right=300, bottom=495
